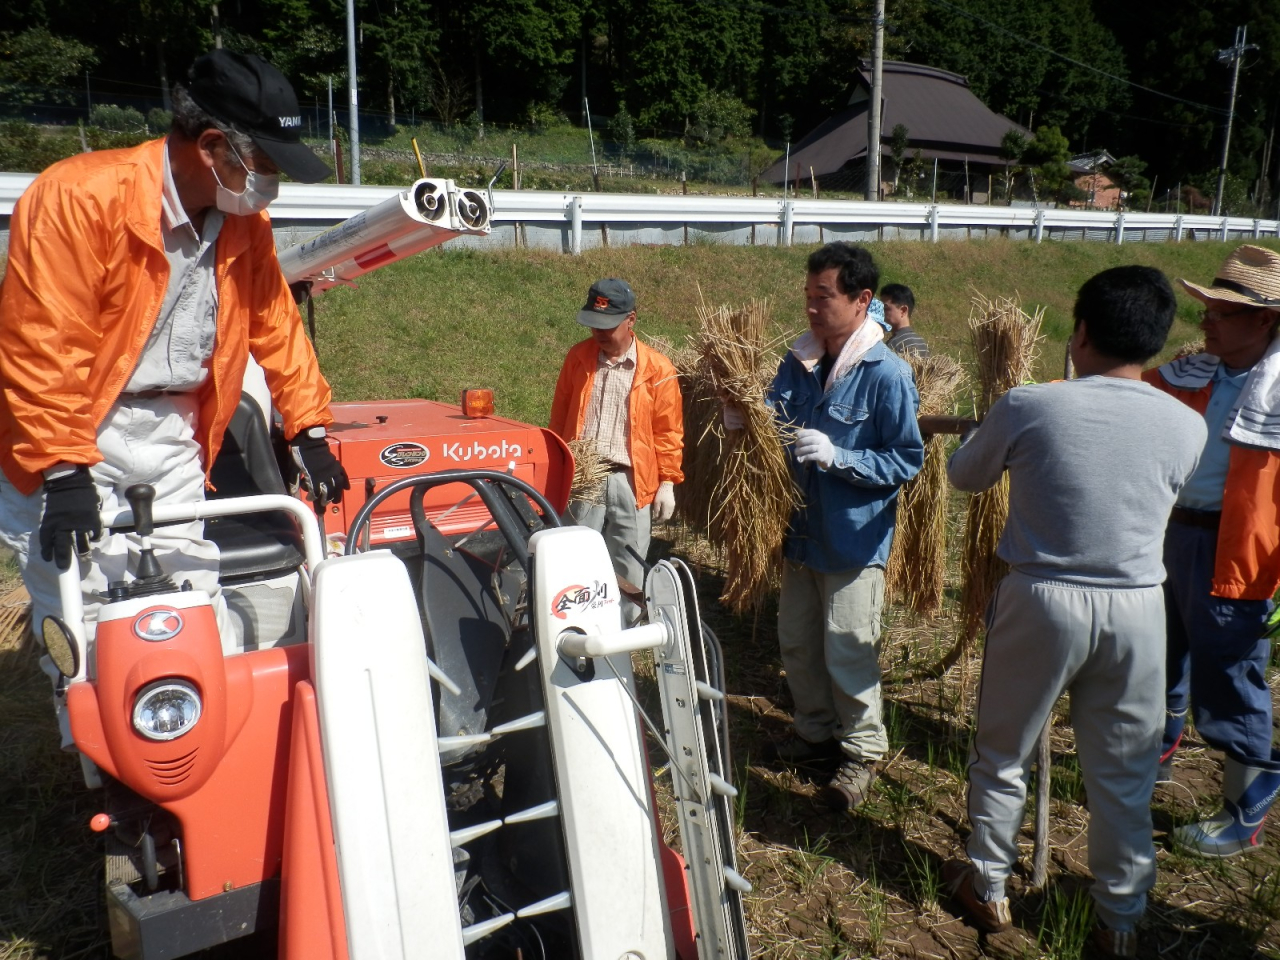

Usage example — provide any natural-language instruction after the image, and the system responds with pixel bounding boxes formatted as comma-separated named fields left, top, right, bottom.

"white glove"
left=722, top=404, right=746, bottom=431
left=794, top=428, right=836, bottom=469
left=652, top=481, right=676, bottom=522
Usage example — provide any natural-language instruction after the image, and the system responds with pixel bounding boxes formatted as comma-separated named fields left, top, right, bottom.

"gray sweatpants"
left=777, top=562, right=887, bottom=762
left=566, top=469, right=651, bottom=626
left=966, top=571, right=1164, bottom=931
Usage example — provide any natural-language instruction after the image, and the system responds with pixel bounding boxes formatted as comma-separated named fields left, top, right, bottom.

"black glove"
left=290, top=428, right=350, bottom=513
left=39, top=467, right=101, bottom=570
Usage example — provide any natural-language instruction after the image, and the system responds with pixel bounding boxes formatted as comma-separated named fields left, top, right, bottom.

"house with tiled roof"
left=764, top=61, right=1026, bottom=198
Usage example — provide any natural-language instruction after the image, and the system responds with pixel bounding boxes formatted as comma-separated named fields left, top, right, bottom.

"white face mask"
left=211, top=140, right=279, bottom=215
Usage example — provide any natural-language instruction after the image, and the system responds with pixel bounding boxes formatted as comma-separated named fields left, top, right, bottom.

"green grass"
left=1035, top=886, right=1094, bottom=960
left=310, top=239, right=1269, bottom=428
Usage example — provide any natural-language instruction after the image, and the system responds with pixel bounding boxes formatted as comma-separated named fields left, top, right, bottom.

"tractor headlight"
left=132, top=680, right=202, bottom=741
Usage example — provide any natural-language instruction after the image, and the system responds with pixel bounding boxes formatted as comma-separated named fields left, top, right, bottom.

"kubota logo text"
left=443, top=439, right=522, bottom=463
left=551, top=581, right=614, bottom=619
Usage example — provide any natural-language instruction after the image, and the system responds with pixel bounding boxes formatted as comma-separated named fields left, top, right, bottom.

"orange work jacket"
left=548, top=337, right=684, bottom=509
left=0, top=138, right=333, bottom=496
left=1144, top=365, right=1280, bottom=600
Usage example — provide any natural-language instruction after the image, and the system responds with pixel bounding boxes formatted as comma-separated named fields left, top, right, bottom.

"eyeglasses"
left=1201, top=305, right=1264, bottom=325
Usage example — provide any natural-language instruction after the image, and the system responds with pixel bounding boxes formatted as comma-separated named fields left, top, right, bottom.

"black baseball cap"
left=186, top=50, right=331, bottom=183
left=577, top=278, right=637, bottom=329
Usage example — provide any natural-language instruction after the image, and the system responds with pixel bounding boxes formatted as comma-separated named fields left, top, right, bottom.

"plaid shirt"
left=581, top=339, right=638, bottom=466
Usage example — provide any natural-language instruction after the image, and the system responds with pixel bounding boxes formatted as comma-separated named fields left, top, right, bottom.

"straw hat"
left=1179, top=244, right=1280, bottom=312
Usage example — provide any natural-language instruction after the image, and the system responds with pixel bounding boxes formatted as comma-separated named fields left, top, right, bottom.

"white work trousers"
left=777, top=561, right=887, bottom=762
left=966, top=572, right=1164, bottom=932
left=566, top=469, right=651, bottom=627
left=0, top=396, right=234, bottom=695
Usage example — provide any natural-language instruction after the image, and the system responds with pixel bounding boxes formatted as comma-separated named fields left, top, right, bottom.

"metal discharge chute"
left=277, top=178, right=492, bottom=295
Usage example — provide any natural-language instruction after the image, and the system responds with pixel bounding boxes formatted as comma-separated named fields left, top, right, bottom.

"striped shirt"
left=887, top=326, right=930, bottom=358
left=581, top=339, right=637, bottom=467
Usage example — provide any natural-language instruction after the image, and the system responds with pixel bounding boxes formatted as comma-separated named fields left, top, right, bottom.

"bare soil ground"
left=3, top=536, right=1279, bottom=960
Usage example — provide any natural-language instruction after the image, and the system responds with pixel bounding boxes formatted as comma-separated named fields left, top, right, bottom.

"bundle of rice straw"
left=676, top=299, right=799, bottom=614
left=885, top=354, right=967, bottom=615
left=567, top=438, right=610, bottom=505
left=1173, top=337, right=1205, bottom=360
left=956, top=292, right=1043, bottom=646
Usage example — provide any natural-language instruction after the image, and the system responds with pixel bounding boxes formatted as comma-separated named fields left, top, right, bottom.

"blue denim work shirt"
left=768, top=340, right=923, bottom=572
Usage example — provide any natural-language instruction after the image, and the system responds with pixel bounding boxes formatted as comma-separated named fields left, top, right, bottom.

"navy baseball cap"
left=187, top=50, right=332, bottom=183
left=577, top=278, right=636, bottom=329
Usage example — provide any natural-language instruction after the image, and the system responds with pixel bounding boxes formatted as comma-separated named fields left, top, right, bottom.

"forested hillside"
left=1, top=0, right=1278, bottom=206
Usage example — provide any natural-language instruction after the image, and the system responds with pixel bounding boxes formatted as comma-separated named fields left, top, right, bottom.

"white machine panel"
left=527, top=526, right=674, bottom=959
left=311, top=551, right=464, bottom=959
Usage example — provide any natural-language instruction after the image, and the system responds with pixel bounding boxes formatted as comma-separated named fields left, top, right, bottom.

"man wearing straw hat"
left=1147, top=244, right=1280, bottom=858
left=550, top=278, right=684, bottom=626
left=758, top=242, right=923, bottom=810
left=943, top=266, right=1205, bottom=957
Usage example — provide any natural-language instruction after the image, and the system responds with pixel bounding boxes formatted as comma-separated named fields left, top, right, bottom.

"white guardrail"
left=2, top=172, right=1277, bottom=252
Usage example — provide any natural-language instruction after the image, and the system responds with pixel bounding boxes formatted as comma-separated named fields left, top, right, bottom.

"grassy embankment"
left=4, top=237, right=1280, bottom=960
left=311, top=238, right=1250, bottom=421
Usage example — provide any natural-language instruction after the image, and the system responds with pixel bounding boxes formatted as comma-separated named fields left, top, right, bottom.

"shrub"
left=688, top=92, right=753, bottom=145
left=524, top=102, right=566, bottom=133
left=0, top=120, right=79, bottom=172
left=146, top=107, right=172, bottom=134
left=607, top=102, right=637, bottom=156
left=89, top=103, right=146, bottom=133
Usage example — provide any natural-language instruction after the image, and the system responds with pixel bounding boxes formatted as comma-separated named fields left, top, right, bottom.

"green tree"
left=258, top=0, right=345, bottom=108
left=446, top=0, right=585, bottom=132
left=894, top=0, right=1128, bottom=144
left=362, top=0, right=437, bottom=127
left=1107, top=154, right=1149, bottom=211
left=608, top=100, right=637, bottom=154
left=889, top=123, right=909, bottom=192
left=688, top=91, right=753, bottom=145
left=612, top=0, right=762, bottom=134
left=1024, top=125, right=1075, bottom=203
left=0, top=27, right=97, bottom=105
left=998, top=128, right=1027, bottom=200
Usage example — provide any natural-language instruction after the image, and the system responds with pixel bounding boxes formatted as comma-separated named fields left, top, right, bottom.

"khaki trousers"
left=777, top=561, right=887, bottom=762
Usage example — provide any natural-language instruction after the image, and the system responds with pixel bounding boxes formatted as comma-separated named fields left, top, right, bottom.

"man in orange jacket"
left=1147, top=245, right=1280, bottom=857
left=0, top=51, right=347, bottom=735
left=549, top=279, right=683, bottom=625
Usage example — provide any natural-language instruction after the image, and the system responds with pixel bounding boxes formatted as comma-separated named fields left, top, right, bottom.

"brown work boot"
left=1091, top=923, right=1138, bottom=958
left=819, top=757, right=878, bottom=811
left=941, top=859, right=1012, bottom=933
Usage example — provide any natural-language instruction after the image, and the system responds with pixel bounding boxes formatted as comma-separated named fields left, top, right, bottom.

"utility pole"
left=865, top=0, right=885, bottom=202
left=346, top=0, right=361, bottom=185
left=1213, top=25, right=1257, bottom=216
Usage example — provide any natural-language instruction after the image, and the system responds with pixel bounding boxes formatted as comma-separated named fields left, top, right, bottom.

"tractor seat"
left=207, top=394, right=305, bottom=584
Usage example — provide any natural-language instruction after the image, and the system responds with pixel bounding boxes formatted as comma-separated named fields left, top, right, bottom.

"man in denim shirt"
left=765, top=242, right=923, bottom=809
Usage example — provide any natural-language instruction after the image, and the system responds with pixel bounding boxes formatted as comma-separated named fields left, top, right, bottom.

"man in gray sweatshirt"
left=942, top=266, right=1206, bottom=959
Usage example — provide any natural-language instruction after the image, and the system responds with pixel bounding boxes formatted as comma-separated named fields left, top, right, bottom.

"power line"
left=923, top=0, right=1229, bottom=117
